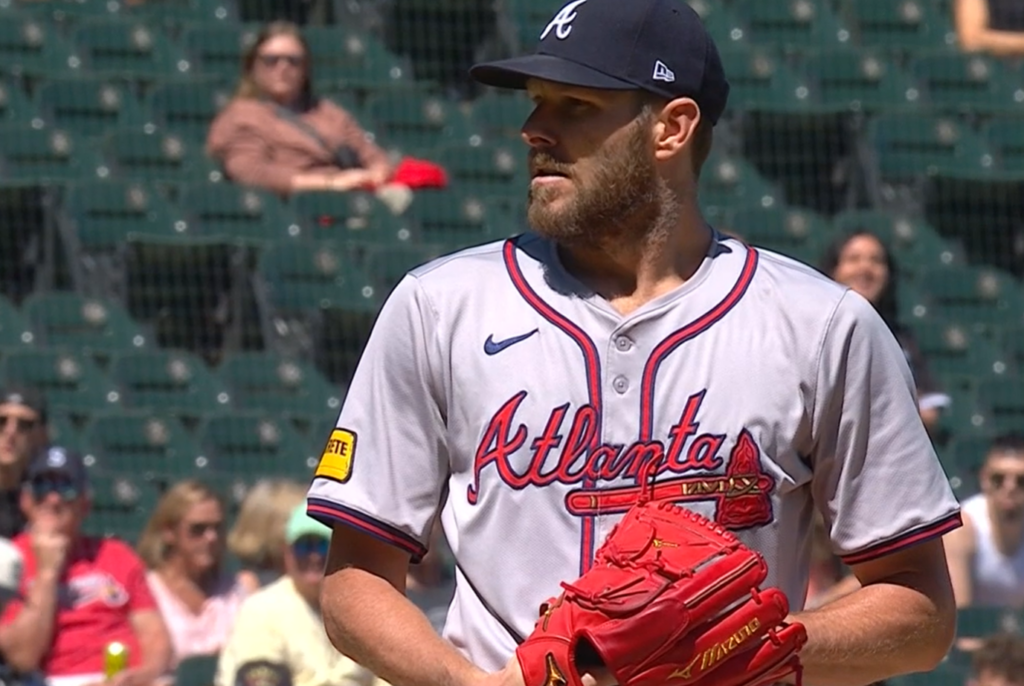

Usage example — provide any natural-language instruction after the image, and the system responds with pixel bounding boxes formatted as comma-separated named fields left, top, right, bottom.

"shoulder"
left=94, top=537, right=146, bottom=567
left=209, top=98, right=273, bottom=133
left=396, top=236, right=518, bottom=309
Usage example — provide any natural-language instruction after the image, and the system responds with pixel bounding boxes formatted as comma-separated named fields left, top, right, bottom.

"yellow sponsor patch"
left=315, top=429, right=357, bottom=483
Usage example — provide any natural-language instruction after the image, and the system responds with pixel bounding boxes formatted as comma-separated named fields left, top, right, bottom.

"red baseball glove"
left=515, top=487, right=807, bottom=686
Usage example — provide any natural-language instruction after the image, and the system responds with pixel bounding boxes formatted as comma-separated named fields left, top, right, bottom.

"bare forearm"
left=1, top=572, right=60, bottom=671
left=322, top=568, right=483, bottom=686
left=787, top=583, right=954, bottom=686
left=962, top=29, right=1024, bottom=55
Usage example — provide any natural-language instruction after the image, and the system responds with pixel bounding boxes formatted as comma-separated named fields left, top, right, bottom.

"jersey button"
left=614, top=336, right=632, bottom=352
left=612, top=376, right=629, bottom=393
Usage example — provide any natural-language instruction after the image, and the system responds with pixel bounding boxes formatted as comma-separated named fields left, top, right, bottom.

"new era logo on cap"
left=540, top=0, right=589, bottom=41
left=653, top=60, right=675, bottom=83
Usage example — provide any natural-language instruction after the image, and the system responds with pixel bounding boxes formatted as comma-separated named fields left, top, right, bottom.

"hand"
left=485, top=657, right=617, bottom=686
left=330, top=169, right=375, bottom=191
left=30, top=514, right=68, bottom=574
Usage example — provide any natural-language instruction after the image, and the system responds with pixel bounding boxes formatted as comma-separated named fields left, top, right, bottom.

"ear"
left=651, top=97, right=702, bottom=162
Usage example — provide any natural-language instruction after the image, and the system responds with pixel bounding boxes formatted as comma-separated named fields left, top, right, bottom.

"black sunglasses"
left=291, top=536, right=329, bottom=559
left=989, top=472, right=1024, bottom=490
left=258, top=54, right=304, bottom=68
left=0, top=414, right=37, bottom=434
left=28, top=476, right=80, bottom=502
left=186, top=521, right=223, bottom=538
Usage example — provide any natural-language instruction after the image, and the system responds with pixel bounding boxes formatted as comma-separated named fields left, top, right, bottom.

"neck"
left=160, top=557, right=216, bottom=589
left=989, top=506, right=1024, bottom=555
left=0, top=463, right=23, bottom=491
left=557, top=199, right=710, bottom=315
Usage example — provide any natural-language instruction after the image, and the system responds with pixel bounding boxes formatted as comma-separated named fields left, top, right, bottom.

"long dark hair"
left=819, top=229, right=899, bottom=330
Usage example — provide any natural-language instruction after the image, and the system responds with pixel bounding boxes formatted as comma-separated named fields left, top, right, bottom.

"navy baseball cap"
left=25, top=445, right=89, bottom=493
left=469, top=0, right=730, bottom=125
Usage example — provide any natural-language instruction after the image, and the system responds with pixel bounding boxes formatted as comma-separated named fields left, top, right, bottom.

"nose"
left=521, top=105, right=558, bottom=150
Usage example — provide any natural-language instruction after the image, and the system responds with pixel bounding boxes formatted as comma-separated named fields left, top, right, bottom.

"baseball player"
left=306, top=1, right=962, bottom=685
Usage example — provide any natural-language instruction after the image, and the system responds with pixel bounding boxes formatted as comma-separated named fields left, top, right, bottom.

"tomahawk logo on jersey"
left=307, top=232, right=961, bottom=671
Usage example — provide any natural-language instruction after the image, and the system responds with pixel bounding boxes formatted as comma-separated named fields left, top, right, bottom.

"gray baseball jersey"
left=307, top=230, right=961, bottom=670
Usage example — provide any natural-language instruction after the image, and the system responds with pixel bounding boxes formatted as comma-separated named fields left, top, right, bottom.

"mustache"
left=529, top=151, right=574, bottom=178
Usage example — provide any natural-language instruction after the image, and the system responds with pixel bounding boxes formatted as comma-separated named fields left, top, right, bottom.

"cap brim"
left=470, top=54, right=638, bottom=91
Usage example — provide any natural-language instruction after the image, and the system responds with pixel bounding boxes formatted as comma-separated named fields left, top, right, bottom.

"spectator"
left=0, top=446, right=171, bottom=686
left=214, top=505, right=376, bottom=686
left=967, top=633, right=1024, bottom=686
left=819, top=230, right=950, bottom=434
left=0, top=387, right=49, bottom=539
left=944, top=433, right=1024, bottom=609
left=226, top=479, right=307, bottom=593
left=956, top=0, right=1024, bottom=58
left=205, top=21, right=398, bottom=200
left=137, top=480, right=247, bottom=670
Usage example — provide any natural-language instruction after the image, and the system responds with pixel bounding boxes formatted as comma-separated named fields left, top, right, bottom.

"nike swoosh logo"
left=484, top=329, right=539, bottom=355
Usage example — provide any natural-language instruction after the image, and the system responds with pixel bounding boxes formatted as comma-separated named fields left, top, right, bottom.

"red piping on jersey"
left=840, top=511, right=963, bottom=565
left=307, top=499, right=428, bottom=562
left=503, top=238, right=602, bottom=575
left=638, top=246, right=759, bottom=442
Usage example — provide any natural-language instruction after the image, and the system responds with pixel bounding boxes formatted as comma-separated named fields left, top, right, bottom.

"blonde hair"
left=234, top=20, right=314, bottom=105
left=226, top=479, right=307, bottom=572
left=137, top=480, right=224, bottom=569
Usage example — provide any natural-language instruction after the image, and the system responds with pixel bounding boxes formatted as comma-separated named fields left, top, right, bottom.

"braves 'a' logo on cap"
left=540, top=0, right=589, bottom=41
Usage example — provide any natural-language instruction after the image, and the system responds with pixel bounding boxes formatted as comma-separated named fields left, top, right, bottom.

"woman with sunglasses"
left=206, top=21, right=395, bottom=199
left=944, top=433, right=1024, bottom=612
left=137, top=481, right=247, bottom=672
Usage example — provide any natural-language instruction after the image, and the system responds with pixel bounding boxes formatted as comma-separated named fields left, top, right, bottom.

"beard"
left=526, top=116, right=674, bottom=251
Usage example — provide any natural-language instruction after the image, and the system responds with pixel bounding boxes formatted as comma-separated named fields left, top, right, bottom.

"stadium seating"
left=83, top=410, right=204, bottom=481
left=108, top=349, right=232, bottom=417
left=20, top=291, right=149, bottom=359
left=145, top=78, right=232, bottom=143
left=0, top=348, right=122, bottom=415
left=0, top=294, right=34, bottom=351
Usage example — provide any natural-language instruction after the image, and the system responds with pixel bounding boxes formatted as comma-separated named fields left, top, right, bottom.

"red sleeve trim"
left=840, top=511, right=963, bottom=565
left=307, top=498, right=428, bottom=563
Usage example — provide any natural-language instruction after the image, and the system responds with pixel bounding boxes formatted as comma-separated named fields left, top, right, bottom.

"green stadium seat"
left=363, top=243, right=447, bottom=296
left=365, top=88, right=476, bottom=152
left=0, top=125, right=102, bottom=183
left=998, top=324, right=1024, bottom=371
left=145, top=79, right=231, bottom=144
left=686, top=0, right=748, bottom=50
left=20, top=291, right=148, bottom=359
left=179, top=24, right=258, bottom=81
left=831, top=210, right=965, bottom=279
left=174, top=654, right=219, bottom=686
left=465, top=93, right=533, bottom=143
left=910, top=51, right=1024, bottom=113
left=99, top=128, right=220, bottom=184
left=905, top=318, right=1011, bottom=381
left=977, top=378, right=1024, bottom=434
left=699, top=151, right=784, bottom=213
left=732, top=0, right=851, bottom=50
left=0, top=78, right=40, bottom=125
left=254, top=240, right=379, bottom=314
left=60, top=179, right=183, bottom=253
left=717, top=46, right=815, bottom=112
left=956, top=607, right=1023, bottom=637
left=22, top=0, right=123, bottom=27
left=47, top=413, right=88, bottom=454
left=125, top=0, right=237, bottom=27
left=952, top=436, right=993, bottom=476
left=406, top=190, right=509, bottom=248
left=0, top=294, right=34, bottom=351
left=430, top=142, right=527, bottom=201
left=839, top=0, right=956, bottom=52
left=289, top=190, right=417, bottom=244
left=216, top=352, right=343, bottom=416
left=197, top=411, right=315, bottom=479
left=0, top=349, right=122, bottom=415
left=108, top=350, right=232, bottom=417
left=799, top=48, right=921, bottom=112
left=866, top=113, right=992, bottom=184
left=982, top=115, right=1024, bottom=174
left=175, top=182, right=299, bottom=245
left=302, top=27, right=411, bottom=92
left=70, top=17, right=190, bottom=80
left=0, top=12, right=78, bottom=78
left=909, top=266, right=1024, bottom=330
left=35, top=77, right=145, bottom=138
left=726, top=206, right=831, bottom=265
left=82, top=411, right=203, bottom=481
left=84, top=472, right=160, bottom=541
